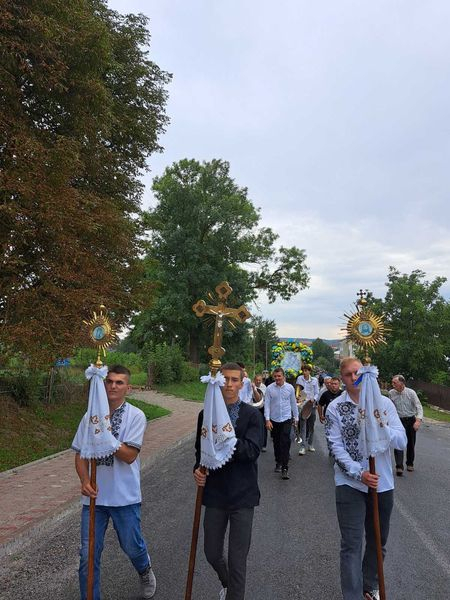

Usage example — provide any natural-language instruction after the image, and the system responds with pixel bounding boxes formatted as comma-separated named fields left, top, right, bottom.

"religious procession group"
left=71, top=359, right=423, bottom=600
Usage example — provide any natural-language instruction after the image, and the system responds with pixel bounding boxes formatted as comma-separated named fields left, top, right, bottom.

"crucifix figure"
left=192, top=281, right=251, bottom=373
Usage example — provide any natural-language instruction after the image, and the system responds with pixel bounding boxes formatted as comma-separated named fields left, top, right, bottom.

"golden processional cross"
left=192, top=281, right=251, bottom=374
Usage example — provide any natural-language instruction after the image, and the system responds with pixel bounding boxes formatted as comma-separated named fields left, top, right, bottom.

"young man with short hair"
left=264, top=367, right=299, bottom=479
left=296, top=364, right=320, bottom=454
left=193, top=362, right=264, bottom=600
left=72, top=365, right=155, bottom=600
left=325, top=358, right=407, bottom=600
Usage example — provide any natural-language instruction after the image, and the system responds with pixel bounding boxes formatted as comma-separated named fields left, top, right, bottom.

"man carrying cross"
left=193, top=362, right=264, bottom=600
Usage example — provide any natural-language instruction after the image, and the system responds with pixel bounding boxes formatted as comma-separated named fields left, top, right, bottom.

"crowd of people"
left=71, top=359, right=423, bottom=600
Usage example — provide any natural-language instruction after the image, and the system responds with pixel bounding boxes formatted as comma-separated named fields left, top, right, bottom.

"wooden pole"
left=369, top=456, right=386, bottom=600
left=184, top=466, right=206, bottom=600
left=87, top=459, right=97, bottom=600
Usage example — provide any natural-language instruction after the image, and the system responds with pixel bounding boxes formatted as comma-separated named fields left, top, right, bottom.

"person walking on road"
left=72, top=364, right=156, bottom=600
left=193, top=363, right=264, bottom=600
left=389, top=375, right=423, bottom=475
left=325, top=358, right=407, bottom=600
left=296, top=364, right=320, bottom=454
left=264, top=367, right=299, bottom=480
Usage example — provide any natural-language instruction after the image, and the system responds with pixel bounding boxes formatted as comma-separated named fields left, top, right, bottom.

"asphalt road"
left=1, top=418, right=449, bottom=600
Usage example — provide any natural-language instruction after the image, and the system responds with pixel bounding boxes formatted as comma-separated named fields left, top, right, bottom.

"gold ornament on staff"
left=192, top=281, right=251, bottom=375
left=83, top=304, right=117, bottom=367
left=342, top=289, right=389, bottom=363
left=341, top=289, right=390, bottom=600
left=82, top=304, right=116, bottom=600
left=185, top=281, right=251, bottom=600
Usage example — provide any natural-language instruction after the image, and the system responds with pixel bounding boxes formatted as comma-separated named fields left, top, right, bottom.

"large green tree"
left=311, top=338, right=338, bottom=374
left=0, top=1, right=170, bottom=364
left=129, top=159, right=309, bottom=362
left=370, top=268, right=450, bottom=383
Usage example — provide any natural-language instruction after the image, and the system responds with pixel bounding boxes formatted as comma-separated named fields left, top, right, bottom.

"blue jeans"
left=79, top=503, right=150, bottom=600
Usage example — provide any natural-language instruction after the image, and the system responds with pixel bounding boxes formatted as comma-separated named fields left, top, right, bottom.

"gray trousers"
left=203, top=506, right=254, bottom=600
left=299, top=409, right=316, bottom=448
left=335, top=485, right=394, bottom=600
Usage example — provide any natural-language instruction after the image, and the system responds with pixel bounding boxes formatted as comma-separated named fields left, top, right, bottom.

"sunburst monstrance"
left=343, top=290, right=389, bottom=361
left=83, top=305, right=117, bottom=367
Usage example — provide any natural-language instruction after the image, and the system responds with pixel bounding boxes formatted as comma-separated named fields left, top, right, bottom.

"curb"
left=0, top=431, right=195, bottom=559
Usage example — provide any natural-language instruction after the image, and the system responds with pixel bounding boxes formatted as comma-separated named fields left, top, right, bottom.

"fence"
left=407, top=380, right=450, bottom=412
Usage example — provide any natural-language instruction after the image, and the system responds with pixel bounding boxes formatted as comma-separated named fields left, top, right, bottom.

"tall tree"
left=311, top=338, right=338, bottom=374
left=370, top=268, right=450, bottom=383
left=0, top=1, right=171, bottom=364
left=128, top=159, right=309, bottom=362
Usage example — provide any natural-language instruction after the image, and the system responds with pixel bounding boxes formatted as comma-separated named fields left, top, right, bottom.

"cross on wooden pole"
left=185, top=281, right=251, bottom=600
left=192, top=281, right=251, bottom=375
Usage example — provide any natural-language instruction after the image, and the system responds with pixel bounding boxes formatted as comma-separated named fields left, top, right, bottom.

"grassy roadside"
left=0, top=397, right=170, bottom=472
left=154, top=381, right=205, bottom=402
left=423, top=404, right=450, bottom=422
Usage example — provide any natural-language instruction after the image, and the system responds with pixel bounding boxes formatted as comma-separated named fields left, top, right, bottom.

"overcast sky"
left=109, top=0, right=450, bottom=339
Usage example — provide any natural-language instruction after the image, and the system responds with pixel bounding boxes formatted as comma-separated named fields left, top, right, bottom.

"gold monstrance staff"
left=185, top=282, right=251, bottom=600
left=82, top=306, right=118, bottom=600
left=343, top=290, right=389, bottom=600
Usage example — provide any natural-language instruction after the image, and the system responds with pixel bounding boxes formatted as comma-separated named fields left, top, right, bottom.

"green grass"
left=154, top=380, right=206, bottom=402
left=0, top=396, right=170, bottom=472
left=423, top=404, right=450, bottom=422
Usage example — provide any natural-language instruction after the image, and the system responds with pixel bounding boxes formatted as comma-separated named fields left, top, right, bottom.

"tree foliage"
left=0, top=1, right=171, bottom=365
left=128, top=159, right=309, bottom=362
left=370, top=268, right=450, bottom=383
left=311, top=338, right=338, bottom=374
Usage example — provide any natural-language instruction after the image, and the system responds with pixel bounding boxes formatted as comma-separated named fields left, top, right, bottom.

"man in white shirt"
left=264, top=367, right=298, bottom=480
left=296, top=364, right=320, bottom=455
left=389, top=375, right=423, bottom=475
left=72, top=365, right=155, bottom=600
left=325, top=358, right=407, bottom=600
left=237, top=363, right=254, bottom=404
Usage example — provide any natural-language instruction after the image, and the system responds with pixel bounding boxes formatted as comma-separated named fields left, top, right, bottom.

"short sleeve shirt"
left=72, top=402, right=147, bottom=507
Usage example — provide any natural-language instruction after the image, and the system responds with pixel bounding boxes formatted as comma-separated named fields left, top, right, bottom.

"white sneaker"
left=219, top=587, right=227, bottom=600
left=364, top=591, right=380, bottom=600
left=308, top=446, right=316, bottom=452
left=298, top=447, right=306, bottom=455
left=139, top=564, right=156, bottom=598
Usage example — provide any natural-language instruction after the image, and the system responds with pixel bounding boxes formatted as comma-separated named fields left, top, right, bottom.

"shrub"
left=0, top=369, right=47, bottom=406
left=181, top=362, right=199, bottom=382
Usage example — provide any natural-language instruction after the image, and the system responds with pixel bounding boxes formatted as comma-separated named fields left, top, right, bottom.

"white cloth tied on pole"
left=199, top=372, right=237, bottom=470
left=79, top=364, right=121, bottom=460
left=356, top=364, right=391, bottom=458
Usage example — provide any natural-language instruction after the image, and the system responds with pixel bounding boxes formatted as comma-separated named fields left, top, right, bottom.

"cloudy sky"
left=109, top=0, right=450, bottom=339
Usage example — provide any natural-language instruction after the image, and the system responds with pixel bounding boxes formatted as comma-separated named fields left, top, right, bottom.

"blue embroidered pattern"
left=324, top=400, right=363, bottom=480
left=227, top=399, right=242, bottom=428
left=96, top=402, right=126, bottom=467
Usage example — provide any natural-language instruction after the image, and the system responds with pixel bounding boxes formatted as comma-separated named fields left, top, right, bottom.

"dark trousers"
left=204, top=506, right=254, bottom=600
left=271, top=419, right=292, bottom=468
left=258, top=407, right=268, bottom=447
left=336, top=485, right=393, bottom=600
left=394, top=416, right=416, bottom=468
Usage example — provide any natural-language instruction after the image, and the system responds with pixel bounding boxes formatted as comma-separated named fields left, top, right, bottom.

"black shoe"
left=396, top=467, right=403, bottom=476
left=274, top=464, right=281, bottom=473
left=281, top=468, right=289, bottom=480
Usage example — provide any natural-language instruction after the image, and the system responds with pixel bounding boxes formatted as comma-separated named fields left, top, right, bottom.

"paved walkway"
left=0, top=390, right=200, bottom=553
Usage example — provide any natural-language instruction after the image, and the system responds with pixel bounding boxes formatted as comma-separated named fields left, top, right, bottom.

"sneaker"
left=308, top=446, right=316, bottom=452
left=281, top=468, right=290, bottom=480
left=364, top=590, right=380, bottom=600
left=139, top=564, right=156, bottom=599
left=219, top=587, right=227, bottom=600
left=261, top=446, right=267, bottom=452
left=274, top=464, right=281, bottom=473
left=407, top=465, right=414, bottom=472
left=298, top=447, right=306, bottom=455
left=396, top=467, right=403, bottom=476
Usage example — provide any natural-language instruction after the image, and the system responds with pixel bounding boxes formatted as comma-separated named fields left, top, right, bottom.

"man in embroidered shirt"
left=72, top=365, right=155, bottom=600
left=194, top=363, right=264, bottom=600
left=296, top=364, right=320, bottom=455
left=264, top=367, right=299, bottom=479
left=325, top=358, right=407, bottom=600
left=389, top=374, right=423, bottom=475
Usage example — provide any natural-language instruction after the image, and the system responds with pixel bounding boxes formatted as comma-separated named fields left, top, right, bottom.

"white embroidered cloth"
left=199, top=372, right=237, bottom=470
left=356, top=365, right=391, bottom=458
left=78, top=365, right=121, bottom=459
